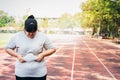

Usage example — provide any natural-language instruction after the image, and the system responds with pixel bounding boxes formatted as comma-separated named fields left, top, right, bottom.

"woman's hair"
left=24, top=15, right=38, bottom=32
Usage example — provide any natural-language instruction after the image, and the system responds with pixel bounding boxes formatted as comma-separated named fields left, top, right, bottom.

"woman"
left=5, top=15, right=56, bottom=80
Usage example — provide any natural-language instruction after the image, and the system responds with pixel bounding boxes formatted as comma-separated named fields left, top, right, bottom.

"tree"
left=0, top=10, right=15, bottom=27
left=81, top=0, right=120, bottom=38
left=0, top=10, right=8, bottom=27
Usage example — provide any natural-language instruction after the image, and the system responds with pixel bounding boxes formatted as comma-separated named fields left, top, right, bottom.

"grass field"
left=0, top=33, right=14, bottom=48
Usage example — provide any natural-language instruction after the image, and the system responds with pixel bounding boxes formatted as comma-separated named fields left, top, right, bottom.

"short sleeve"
left=5, top=35, right=16, bottom=49
left=43, top=36, right=56, bottom=50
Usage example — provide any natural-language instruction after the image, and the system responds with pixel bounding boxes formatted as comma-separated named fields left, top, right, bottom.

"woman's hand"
left=35, top=54, right=44, bottom=62
left=17, top=55, right=26, bottom=63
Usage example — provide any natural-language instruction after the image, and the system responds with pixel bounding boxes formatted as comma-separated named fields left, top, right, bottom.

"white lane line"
left=84, top=41, right=117, bottom=80
left=71, top=43, right=76, bottom=80
left=46, top=42, right=76, bottom=62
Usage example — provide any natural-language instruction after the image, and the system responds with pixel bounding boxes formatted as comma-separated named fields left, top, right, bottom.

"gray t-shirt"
left=5, top=31, right=56, bottom=77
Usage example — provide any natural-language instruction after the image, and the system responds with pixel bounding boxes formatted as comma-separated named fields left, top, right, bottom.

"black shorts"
left=16, top=75, right=46, bottom=80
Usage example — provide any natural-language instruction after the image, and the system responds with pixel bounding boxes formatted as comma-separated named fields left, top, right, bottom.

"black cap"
left=24, top=15, right=38, bottom=32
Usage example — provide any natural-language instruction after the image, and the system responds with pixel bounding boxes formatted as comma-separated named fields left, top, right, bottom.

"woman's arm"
left=35, top=48, right=56, bottom=62
left=5, top=48, right=26, bottom=63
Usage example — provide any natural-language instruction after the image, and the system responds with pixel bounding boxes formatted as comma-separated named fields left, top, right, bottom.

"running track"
left=0, top=35, right=120, bottom=80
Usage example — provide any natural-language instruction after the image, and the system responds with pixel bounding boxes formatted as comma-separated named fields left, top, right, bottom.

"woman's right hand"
left=5, top=49, right=26, bottom=63
left=17, top=55, right=26, bottom=63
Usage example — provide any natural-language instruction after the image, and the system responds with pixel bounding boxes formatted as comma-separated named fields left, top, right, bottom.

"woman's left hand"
left=35, top=54, right=44, bottom=62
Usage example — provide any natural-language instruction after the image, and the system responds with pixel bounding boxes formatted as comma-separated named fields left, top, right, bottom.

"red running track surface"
left=0, top=35, right=120, bottom=80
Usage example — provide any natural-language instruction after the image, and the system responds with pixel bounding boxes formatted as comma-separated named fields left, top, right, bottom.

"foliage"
left=58, top=13, right=81, bottom=29
left=81, top=0, right=120, bottom=38
left=0, top=10, right=15, bottom=27
left=41, top=18, right=48, bottom=28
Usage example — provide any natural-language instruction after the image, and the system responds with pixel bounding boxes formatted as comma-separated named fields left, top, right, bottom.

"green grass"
left=0, top=33, right=14, bottom=48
